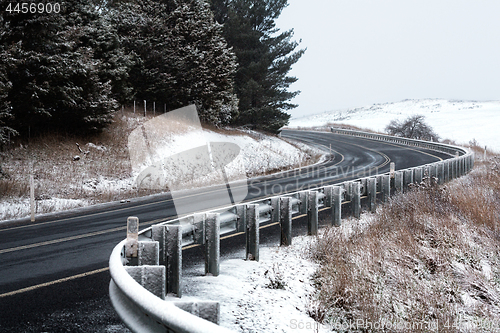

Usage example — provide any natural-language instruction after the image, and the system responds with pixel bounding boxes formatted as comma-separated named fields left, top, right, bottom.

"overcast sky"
left=276, top=0, right=500, bottom=119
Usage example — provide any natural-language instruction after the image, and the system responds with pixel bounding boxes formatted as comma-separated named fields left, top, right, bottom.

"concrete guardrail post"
left=307, top=191, right=319, bottom=235
left=430, top=164, right=438, bottom=185
left=271, top=197, right=280, bottom=223
left=173, top=301, right=221, bottom=325
left=376, top=175, right=383, bottom=193
left=152, top=225, right=182, bottom=297
left=452, top=158, right=458, bottom=179
left=246, top=204, right=259, bottom=261
left=454, top=158, right=459, bottom=179
left=205, top=213, right=220, bottom=276
left=394, top=171, right=403, bottom=193
left=299, top=191, right=308, bottom=215
left=413, top=167, right=423, bottom=186
left=125, top=265, right=166, bottom=300
left=382, top=175, right=391, bottom=203
left=344, top=181, right=352, bottom=202
left=166, top=226, right=182, bottom=297
left=332, top=185, right=342, bottom=226
left=324, top=185, right=333, bottom=207
left=193, top=213, right=205, bottom=245
left=437, top=162, right=445, bottom=185
left=443, top=160, right=450, bottom=183
left=236, top=205, right=246, bottom=233
left=359, top=178, right=367, bottom=196
left=352, top=182, right=361, bottom=219
left=138, top=241, right=159, bottom=266
left=403, top=169, right=413, bottom=192
left=390, top=162, right=395, bottom=179
left=422, top=166, right=430, bottom=185
left=279, top=197, right=293, bottom=246
left=125, top=216, right=139, bottom=262
left=367, top=177, right=377, bottom=213
left=458, top=157, right=462, bottom=177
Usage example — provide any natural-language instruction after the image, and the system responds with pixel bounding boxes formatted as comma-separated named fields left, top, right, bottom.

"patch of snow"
left=86, top=143, right=107, bottom=152
left=81, top=176, right=135, bottom=194
left=288, top=99, right=500, bottom=152
left=182, top=235, right=325, bottom=332
left=0, top=197, right=88, bottom=221
left=480, top=260, right=493, bottom=281
left=460, top=292, right=477, bottom=308
left=131, top=128, right=322, bottom=190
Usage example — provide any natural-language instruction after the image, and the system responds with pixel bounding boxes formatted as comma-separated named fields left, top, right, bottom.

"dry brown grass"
left=308, top=153, right=500, bottom=332
left=0, top=108, right=321, bottom=220
left=0, top=109, right=157, bottom=207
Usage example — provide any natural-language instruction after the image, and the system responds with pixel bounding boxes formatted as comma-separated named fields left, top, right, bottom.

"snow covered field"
left=288, top=99, right=500, bottom=152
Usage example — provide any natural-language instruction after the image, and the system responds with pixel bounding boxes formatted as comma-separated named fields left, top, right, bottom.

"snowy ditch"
left=182, top=236, right=322, bottom=332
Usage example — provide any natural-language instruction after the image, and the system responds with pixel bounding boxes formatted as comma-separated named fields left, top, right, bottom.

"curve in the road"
left=0, top=130, right=452, bottom=300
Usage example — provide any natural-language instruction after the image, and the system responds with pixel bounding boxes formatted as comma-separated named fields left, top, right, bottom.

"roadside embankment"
left=308, top=149, right=500, bottom=332
left=0, top=111, right=322, bottom=221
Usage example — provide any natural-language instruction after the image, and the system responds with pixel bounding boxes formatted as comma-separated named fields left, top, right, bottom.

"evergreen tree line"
left=0, top=0, right=303, bottom=144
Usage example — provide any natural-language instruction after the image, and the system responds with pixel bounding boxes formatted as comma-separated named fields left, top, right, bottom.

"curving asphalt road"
left=0, top=130, right=452, bottom=331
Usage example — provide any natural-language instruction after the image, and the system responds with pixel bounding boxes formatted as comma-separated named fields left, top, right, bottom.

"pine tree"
left=110, top=0, right=239, bottom=125
left=87, top=9, right=135, bottom=105
left=210, top=0, right=305, bottom=133
left=0, top=0, right=120, bottom=136
left=0, top=44, right=17, bottom=146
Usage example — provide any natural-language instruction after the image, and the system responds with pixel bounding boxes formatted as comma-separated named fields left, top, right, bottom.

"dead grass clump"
left=0, top=112, right=139, bottom=206
left=0, top=178, right=29, bottom=198
left=308, top=155, right=500, bottom=331
left=448, top=157, right=500, bottom=232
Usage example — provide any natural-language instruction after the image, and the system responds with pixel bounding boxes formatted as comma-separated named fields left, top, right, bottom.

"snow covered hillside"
left=288, top=99, right=500, bottom=152
left=0, top=113, right=323, bottom=222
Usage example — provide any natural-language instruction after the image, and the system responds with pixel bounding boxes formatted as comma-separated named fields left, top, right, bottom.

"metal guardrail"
left=328, top=127, right=464, bottom=156
left=109, top=129, right=474, bottom=333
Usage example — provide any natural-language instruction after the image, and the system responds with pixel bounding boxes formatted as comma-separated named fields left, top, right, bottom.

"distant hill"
left=288, top=99, right=500, bottom=152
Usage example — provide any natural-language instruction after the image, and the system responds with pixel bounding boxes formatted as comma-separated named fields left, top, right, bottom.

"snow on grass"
left=288, top=99, right=500, bottom=152
left=306, top=154, right=500, bottom=332
left=0, top=113, right=323, bottom=221
left=0, top=197, right=88, bottom=221
left=182, top=153, right=500, bottom=333
left=182, top=236, right=324, bottom=332
left=131, top=127, right=320, bottom=188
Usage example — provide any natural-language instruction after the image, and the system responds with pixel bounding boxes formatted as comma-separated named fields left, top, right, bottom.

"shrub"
left=385, top=115, right=439, bottom=141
